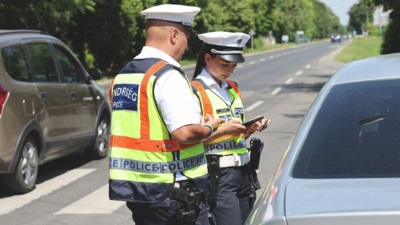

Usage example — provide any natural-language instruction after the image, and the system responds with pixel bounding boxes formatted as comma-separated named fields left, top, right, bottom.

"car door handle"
left=70, top=92, right=77, bottom=100
left=39, top=92, right=48, bottom=101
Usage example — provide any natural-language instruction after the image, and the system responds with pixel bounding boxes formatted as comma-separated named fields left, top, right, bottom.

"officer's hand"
left=204, top=114, right=225, bottom=131
left=259, top=118, right=270, bottom=132
left=247, top=118, right=270, bottom=134
left=218, top=118, right=247, bottom=135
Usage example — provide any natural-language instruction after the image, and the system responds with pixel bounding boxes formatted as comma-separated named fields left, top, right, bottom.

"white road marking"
left=305, top=64, right=311, bottom=69
left=0, top=169, right=95, bottom=215
left=295, top=71, right=303, bottom=76
left=246, top=101, right=264, bottom=111
left=55, top=184, right=124, bottom=215
left=271, top=87, right=281, bottom=95
left=285, top=78, right=293, bottom=84
left=249, top=61, right=255, bottom=64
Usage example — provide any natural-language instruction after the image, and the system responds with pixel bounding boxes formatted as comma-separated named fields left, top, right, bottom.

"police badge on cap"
left=198, top=31, right=250, bottom=63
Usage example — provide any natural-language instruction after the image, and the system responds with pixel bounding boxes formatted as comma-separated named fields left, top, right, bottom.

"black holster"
left=206, top=155, right=221, bottom=204
left=248, top=138, right=264, bottom=192
left=170, top=180, right=204, bottom=225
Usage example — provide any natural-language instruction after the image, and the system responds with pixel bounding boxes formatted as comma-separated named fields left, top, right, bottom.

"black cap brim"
left=217, top=54, right=245, bottom=63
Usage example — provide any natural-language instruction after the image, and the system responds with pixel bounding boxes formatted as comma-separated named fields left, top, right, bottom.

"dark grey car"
left=0, top=30, right=110, bottom=194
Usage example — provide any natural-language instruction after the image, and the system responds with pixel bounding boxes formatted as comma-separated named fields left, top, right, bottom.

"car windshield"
left=293, top=79, right=400, bottom=178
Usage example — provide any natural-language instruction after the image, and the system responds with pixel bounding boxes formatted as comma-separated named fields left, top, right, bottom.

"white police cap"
left=198, top=32, right=250, bottom=63
left=141, top=4, right=200, bottom=27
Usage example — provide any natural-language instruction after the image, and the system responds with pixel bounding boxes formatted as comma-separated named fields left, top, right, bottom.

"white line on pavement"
left=0, top=169, right=95, bottom=215
left=295, top=71, right=303, bottom=76
left=55, top=184, right=124, bottom=215
left=285, top=78, right=293, bottom=84
left=246, top=101, right=264, bottom=111
left=271, top=87, right=281, bottom=95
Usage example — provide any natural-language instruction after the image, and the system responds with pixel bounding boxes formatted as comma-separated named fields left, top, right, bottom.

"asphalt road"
left=0, top=41, right=347, bottom=225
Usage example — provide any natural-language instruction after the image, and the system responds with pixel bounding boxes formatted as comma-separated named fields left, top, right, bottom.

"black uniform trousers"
left=127, top=197, right=209, bottom=225
left=210, top=164, right=255, bottom=225
left=126, top=177, right=210, bottom=225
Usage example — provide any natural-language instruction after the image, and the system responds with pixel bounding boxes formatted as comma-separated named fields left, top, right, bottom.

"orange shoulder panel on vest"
left=226, top=80, right=242, bottom=100
left=140, top=61, right=168, bottom=139
left=191, top=80, right=214, bottom=115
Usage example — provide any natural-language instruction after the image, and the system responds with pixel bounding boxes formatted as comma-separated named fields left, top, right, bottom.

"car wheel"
left=86, top=115, right=109, bottom=159
left=2, top=136, right=39, bottom=194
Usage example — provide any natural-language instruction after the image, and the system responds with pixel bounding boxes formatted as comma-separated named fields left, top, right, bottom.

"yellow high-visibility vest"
left=109, top=59, right=207, bottom=203
left=191, top=79, right=248, bottom=156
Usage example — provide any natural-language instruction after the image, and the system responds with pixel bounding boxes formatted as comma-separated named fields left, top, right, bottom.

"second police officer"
left=191, top=31, right=270, bottom=225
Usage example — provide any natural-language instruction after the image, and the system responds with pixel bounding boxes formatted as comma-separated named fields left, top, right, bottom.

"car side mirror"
left=89, top=68, right=102, bottom=81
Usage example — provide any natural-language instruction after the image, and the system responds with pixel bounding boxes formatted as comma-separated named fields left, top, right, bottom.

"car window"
left=27, top=43, right=59, bottom=82
left=293, top=79, right=400, bottom=178
left=53, top=45, right=83, bottom=83
left=1, top=44, right=31, bottom=82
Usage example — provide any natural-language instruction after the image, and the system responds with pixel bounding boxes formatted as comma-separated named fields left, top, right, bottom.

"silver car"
left=0, top=30, right=110, bottom=194
left=246, top=53, right=400, bottom=225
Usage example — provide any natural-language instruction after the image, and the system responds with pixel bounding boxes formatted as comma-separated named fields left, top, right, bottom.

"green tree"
left=348, top=0, right=375, bottom=35
left=71, top=0, right=145, bottom=73
left=372, top=0, right=400, bottom=54
left=295, top=0, right=317, bottom=39
left=185, top=0, right=261, bottom=57
left=269, top=0, right=296, bottom=42
left=250, top=0, right=272, bottom=37
left=312, top=0, right=340, bottom=39
left=1, top=0, right=362, bottom=76
left=268, top=0, right=325, bottom=42
left=0, top=0, right=97, bottom=64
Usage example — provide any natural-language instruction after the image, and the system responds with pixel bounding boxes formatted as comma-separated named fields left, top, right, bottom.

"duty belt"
left=218, top=152, right=249, bottom=168
left=204, top=138, right=247, bottom=154
left=109, top=155, right=206, bottom=173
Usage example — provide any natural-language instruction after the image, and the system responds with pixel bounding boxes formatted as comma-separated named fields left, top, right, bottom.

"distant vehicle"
left=331, top=34, right=341, bottom=43
left=298, top=37, right=312, bottom=43
left=245, top=52, right=400, bottom=225
left=0, top=30, right=111, bottom=194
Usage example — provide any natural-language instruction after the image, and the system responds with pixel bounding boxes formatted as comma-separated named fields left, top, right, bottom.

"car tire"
left=2, top=136, right=39, bottom=194
left=86, top=115, right=109, bottom=159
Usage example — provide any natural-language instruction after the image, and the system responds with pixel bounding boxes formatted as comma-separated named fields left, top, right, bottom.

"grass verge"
left=335, top=36, right=382, bottom=63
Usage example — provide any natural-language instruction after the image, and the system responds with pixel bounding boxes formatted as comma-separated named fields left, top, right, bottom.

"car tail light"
left=0, top=83, right=9, bottom=116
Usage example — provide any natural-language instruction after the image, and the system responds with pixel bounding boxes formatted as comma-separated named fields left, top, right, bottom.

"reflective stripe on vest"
left=204, top=138, right=247, bottom=154
left=110, top=154, right=206, bottom=173
left=110, top=135, right=198, bottom=152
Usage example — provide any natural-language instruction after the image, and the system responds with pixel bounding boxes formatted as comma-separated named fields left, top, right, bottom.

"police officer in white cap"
left=108, top=4, right=224, bottom=225
left=191, top=31, right=270, bottom=225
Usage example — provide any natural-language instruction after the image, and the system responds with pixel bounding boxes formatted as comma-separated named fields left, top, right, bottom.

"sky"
left=319, top=0, right=360, bottom=25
